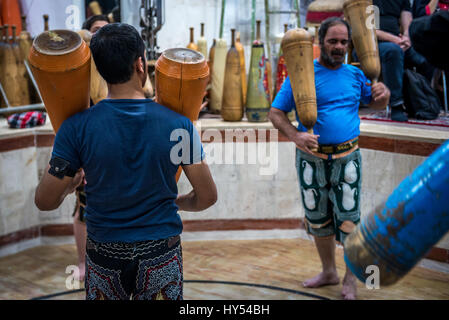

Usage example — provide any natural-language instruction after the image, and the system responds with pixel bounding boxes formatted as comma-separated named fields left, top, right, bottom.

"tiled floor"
left=0, top=235, right=448, bottom=300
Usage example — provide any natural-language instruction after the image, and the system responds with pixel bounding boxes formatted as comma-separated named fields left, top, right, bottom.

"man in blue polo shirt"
left=269, top=17, right=390, bottom=300
left=34, top=23, right=217, bottom=300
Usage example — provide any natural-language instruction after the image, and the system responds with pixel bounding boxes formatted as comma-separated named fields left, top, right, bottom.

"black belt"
left=317, top=139, right=358, bottom=155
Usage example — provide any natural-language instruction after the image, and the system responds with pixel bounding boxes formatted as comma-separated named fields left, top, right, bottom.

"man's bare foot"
left=302, top=272, right=340, bottom=288
left=341, top=272, right=357, bottom=300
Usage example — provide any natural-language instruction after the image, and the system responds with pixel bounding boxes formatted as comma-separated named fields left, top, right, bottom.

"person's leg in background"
left=378, top=42, right=408, bottom=122
left=404, top=46, right=435, bottom=83
left=73, top=189, right=87, bottom=282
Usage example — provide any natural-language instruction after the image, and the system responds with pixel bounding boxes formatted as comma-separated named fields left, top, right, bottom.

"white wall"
left=19, top=0, right=85, bottom=37
left=17, top=0, right=309, bottom=71
left=122, top=0, right=303, bottom=70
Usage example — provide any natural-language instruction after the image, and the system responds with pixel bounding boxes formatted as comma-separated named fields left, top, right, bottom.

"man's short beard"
left=321, top=49, right=344, bottom=68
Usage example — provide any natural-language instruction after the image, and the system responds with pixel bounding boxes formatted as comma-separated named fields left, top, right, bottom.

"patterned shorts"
left=295, top=148, right=362, bottom=244
left=85, top=235, right=183, bottom=300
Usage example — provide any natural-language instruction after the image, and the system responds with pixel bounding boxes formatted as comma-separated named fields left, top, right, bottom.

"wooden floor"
left=0, top=237, right=448, bottom=300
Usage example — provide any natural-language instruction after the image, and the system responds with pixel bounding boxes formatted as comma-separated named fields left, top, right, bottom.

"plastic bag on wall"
left=120, top=0, right=140, bottom=30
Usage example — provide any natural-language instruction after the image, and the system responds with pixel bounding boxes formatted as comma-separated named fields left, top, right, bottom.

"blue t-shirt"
left=52, top=99, right=205, bottom=243
left=272, top=60, right=372, bottom=145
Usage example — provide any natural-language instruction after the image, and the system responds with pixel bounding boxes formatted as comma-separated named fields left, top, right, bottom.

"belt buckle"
left=320, top=145, right=334, bottom=154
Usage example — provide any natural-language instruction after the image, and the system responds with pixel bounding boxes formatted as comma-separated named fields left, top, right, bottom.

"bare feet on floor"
left=302, top=272, right=340, bottom=288
left=341, top=272, right=357, bottom=300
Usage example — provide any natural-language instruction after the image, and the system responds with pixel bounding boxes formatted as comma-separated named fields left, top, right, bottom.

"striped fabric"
left=7, top=112, right=46, bottom=129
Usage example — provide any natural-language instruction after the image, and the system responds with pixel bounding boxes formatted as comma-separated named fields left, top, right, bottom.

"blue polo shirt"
left=52, top=99, right=205, bottom=243
left=272, top=60, right=372, bottom=145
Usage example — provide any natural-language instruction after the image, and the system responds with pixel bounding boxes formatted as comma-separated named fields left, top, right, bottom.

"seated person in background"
left=413, top=0, right=449, bottom=18
left=373, top=0, right=435, bottom=121
left=411, top=1, right=448, bottom=105
left=410, top=10, right=449, bottom=72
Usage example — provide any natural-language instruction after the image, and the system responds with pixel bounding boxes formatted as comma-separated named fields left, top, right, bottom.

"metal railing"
left=0, top=60, right=45, bottom=116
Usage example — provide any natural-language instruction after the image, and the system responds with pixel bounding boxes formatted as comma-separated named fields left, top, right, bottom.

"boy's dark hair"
left=82, top=15, right=110, bottom=31
left=90, top=23, right=146, bottom=84
left=318, top=17, right=352, bottom=45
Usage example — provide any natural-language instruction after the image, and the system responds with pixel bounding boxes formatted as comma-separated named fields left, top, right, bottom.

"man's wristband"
left=49, top=157, right=77, bottom=179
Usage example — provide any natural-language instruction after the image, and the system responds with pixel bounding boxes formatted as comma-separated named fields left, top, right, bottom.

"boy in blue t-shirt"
left=35, top=23, right=217, bottom=300
left=269, top=18, right=390, bottom=300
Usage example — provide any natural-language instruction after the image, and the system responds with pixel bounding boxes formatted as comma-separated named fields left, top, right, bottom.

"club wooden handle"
left=282, top=28, right=317, bottom=136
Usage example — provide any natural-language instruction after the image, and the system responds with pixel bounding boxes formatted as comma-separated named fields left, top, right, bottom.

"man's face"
left=90, top=20, right=109, bottom=34
left=320, top=24, right=349, bottom=68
